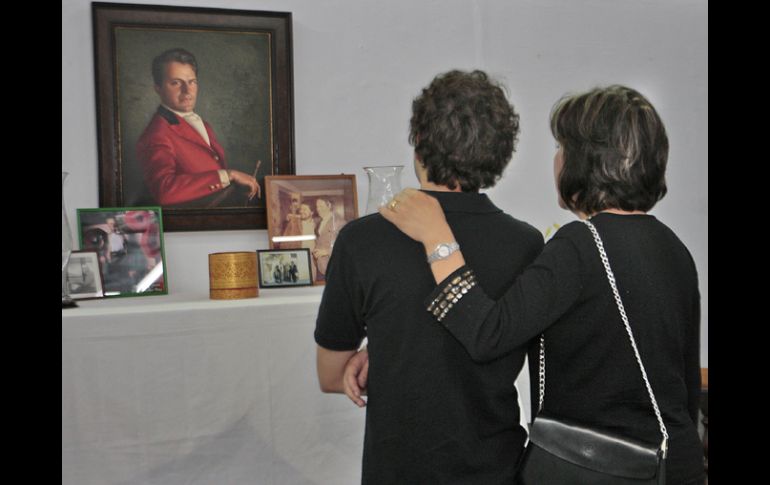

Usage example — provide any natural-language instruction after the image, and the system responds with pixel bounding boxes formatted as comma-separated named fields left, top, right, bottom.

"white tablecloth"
left=63, top=287, right=531, bottom=485
left=62, top=287, right=365, bottom=485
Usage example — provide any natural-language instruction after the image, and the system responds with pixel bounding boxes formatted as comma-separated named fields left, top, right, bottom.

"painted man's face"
left=155, top=61, right=198, bottom=113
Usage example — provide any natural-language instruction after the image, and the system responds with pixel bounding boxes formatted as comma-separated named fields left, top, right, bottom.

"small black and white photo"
left=67, top=250, right=105, bottom=299
left=257, top=249, right=313, bottom=288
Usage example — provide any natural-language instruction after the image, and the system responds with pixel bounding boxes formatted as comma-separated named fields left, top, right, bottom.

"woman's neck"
left=577, top=208, right=647, bottom=220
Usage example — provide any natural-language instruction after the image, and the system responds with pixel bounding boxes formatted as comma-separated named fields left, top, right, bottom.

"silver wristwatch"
left=427, top=242, right=460, bottom=264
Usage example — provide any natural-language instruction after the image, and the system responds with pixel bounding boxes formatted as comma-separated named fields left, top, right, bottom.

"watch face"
left=438, top=245, right=450, bottom=257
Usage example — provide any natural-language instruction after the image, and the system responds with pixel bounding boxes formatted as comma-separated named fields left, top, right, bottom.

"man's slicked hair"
left=151, top=48, right=198, bottom=86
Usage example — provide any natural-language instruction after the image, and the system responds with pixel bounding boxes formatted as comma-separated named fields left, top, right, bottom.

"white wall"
left=62, top=0, right=707, bottom=365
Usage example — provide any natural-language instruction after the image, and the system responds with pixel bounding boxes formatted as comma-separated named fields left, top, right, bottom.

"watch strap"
left=426, top=242, right=460, bottom=264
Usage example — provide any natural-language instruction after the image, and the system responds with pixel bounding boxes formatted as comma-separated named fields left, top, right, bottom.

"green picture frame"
left=76, top=207, right=168, bottom=298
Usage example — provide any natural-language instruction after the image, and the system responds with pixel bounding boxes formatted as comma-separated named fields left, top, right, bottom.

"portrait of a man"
left=93, top=5, right=295, bottom=230
left=115, top=29, right=273, bottom=212
left=136, top=48, right=262, bottom=208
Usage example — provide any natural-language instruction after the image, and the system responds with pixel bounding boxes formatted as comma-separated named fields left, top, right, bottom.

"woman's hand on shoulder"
left=379, top=188, right=452, bottom=246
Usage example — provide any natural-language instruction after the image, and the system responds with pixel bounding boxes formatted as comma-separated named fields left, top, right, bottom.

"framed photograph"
left=66, top=251, right=105, bottom=300
left=92, top=3, right=295, bottom=231
left=76, top=207, right=168, bottom=298
left=257, top=249, right=314, bottom=288
left=265, top=175, right=358, bottom=285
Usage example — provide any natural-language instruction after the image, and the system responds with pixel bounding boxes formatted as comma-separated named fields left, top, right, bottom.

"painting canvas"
left=92, top=3, right=295, bottom=231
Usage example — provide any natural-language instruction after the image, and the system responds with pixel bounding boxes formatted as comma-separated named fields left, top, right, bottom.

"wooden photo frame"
left=265, top=175, right=358, bottom=285
left=77, top=207, right=168, bottom=298
left=92, top=3, right=295, bottom=231
left=257, top=249, right=314, bottom=288
left=66, top=250, right=105, bottom=300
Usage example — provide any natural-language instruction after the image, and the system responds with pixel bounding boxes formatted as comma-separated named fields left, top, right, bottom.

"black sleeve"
left=684, top=283, right=702, bottom=425
left=313, top=231, right=366, bottom=351
left=428, top=235, right=584, bottom=363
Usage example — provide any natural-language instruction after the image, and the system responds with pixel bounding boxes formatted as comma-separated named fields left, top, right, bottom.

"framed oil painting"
left=265, top=175, right=358, bottom=285
left=77, top=207, right=168, bottom=298
left=92, top=3, right=295, bottom=231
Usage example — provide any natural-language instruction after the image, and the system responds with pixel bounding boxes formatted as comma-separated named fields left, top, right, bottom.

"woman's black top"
left=430, top=213, right=705, bottom=485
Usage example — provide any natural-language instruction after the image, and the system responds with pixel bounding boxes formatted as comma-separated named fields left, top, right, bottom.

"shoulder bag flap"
left=529, top=414, right=661, bottom=479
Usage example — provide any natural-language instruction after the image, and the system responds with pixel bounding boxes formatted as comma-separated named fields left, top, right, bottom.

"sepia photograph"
left=77, top=207, right=168, bottom=297
left=66, top=250, right=105, bottom=300
left=265, top=175, right=358, bottom=284
left=257, top=249, right=314, bottom=288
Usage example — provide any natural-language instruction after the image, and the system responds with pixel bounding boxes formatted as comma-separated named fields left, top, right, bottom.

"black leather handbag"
left=516, top=220, right=668, bottom=485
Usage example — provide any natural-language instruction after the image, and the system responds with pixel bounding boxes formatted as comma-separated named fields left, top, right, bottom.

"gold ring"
left=389, top=199, right=399, bottom=210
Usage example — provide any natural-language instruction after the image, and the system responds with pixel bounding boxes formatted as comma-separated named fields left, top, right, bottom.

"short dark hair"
left=409, top=70, right=520, bottom=192
left=151, top=48, right=198, bottom=86
left=550, top=85, right=668, bottom=214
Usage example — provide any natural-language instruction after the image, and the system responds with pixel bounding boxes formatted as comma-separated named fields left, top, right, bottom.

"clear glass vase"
left=62, top=172, right=77, bottom=308
left=363, top=165, right=404, bottom=215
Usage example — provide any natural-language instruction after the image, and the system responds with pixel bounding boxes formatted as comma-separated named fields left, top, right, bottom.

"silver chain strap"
left=537, top=219, right=668, bottom=456
left=537, top=335, right=545, bottom=412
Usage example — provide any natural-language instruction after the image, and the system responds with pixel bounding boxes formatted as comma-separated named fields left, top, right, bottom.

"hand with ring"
left=379, top=188, right=453, bottom=246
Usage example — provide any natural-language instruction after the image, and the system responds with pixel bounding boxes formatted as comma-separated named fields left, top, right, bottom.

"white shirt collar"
left=162, top=104, right=200, bottom=119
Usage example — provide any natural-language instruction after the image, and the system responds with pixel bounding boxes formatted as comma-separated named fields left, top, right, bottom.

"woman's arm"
left=380, top=189, right=582, bottom=362
left=684, top=288, right=702, bottom=425
left=379, top=189, right=465, bottom=283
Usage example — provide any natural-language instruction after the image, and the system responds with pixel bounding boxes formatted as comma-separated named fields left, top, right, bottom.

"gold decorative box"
left=208, top=252, right=259, bottom=300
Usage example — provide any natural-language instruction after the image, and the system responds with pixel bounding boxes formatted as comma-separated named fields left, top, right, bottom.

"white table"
left=62, top=287, right=365, bottom=485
